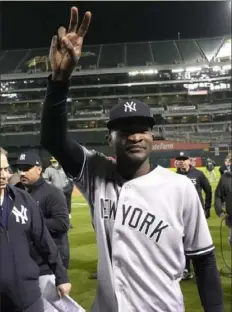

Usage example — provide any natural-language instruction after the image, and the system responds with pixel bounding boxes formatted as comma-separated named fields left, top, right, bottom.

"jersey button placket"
left=119, top=185, right=131, bottom=302
left=112, top=184, right=130, bottom=302
left=122, top=184, right=130, bottom=202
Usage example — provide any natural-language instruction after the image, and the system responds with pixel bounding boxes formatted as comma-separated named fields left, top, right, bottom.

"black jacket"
left=177, top=166, right=212, bottom=210
left=63, top=178, right=74, bottom=195
left=215, top=172, right=232, bottom=217
left=219, top=164, right=232, bottom=176
left=0, top=184, right=69, bottom=310
left=15, top=178, right=70, bottom=274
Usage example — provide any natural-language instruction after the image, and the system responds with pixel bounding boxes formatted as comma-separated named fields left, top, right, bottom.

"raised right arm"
left=40, top=6, right=92, bottom=179
left=40, top=76, right=85, bottom=179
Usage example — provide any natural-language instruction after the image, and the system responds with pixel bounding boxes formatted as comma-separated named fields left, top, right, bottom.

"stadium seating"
left=0, top=35, right=231, bottom=149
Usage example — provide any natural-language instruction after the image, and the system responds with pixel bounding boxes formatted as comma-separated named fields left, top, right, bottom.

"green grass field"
left=68, top=167, right=232, bottom=312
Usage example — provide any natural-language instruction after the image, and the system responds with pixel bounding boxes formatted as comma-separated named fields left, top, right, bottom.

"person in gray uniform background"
left=43, top=156, right=74, bottom=227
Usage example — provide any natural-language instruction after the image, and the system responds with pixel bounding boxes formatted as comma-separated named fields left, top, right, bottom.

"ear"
left=38, top=166, right=42, bottom=175
left=107, top=133, right=113, bottom=147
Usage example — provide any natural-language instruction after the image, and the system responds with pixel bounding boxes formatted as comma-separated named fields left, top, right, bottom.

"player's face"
left=225, top=159, right=231, bottom=166
left=0, top=154, right=9, bottom=190
left=51, top=161, right=59, bottom=169
left=18, top=165, right=42, bottom=185
left=179, top=158, right=190, bottom=170
left=110, top=121, right=153, bottom=163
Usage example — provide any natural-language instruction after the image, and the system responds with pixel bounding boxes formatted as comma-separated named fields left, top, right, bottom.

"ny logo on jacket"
left=12, top=205, right=28, bottom=224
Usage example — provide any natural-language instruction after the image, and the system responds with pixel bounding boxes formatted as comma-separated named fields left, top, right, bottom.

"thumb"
left=57, top=287, right=62, bottom=297
left=49, top=35, right=58, bottom=60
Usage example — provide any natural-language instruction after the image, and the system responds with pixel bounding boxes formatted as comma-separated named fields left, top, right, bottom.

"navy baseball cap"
left=16, top=151, right=42, bottom=166
left=175, top=151, right=190, bottom=160
left=107, top=99, right=155, bottom=129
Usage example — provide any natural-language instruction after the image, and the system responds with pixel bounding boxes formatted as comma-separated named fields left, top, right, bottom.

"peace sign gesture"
left=50, top=7, right=92, bottom=81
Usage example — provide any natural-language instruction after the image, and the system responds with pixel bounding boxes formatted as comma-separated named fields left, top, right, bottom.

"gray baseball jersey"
left=74, top=147, right=214, bottom=312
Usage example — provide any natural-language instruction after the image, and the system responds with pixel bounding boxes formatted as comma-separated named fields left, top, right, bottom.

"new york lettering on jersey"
left=100, top=198, right=169, bottom=243
left=74, top=149, right=214, bottom=312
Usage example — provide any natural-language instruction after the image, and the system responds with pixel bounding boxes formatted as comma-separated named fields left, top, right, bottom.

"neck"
left=116, top=158, right=151, bottom=180
left=1, top=188, right=5, bottom=198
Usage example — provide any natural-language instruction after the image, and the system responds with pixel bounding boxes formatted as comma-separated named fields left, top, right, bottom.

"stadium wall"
left=0, top=131, right=108, bottom=148
left=7, top=146, right=229, bottom=171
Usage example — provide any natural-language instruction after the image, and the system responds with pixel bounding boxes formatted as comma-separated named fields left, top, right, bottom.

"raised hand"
left=50, top=6, right=92, bottom=81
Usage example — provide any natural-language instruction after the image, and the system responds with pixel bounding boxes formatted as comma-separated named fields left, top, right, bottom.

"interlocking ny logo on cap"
left=19, top=153, right=26, bottom=161
left=124, top=101, right=137, bottom=113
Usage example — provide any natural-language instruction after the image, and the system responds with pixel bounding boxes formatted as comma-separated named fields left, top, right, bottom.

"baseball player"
left=176, top=152, right=212, bottom=218
left=43, top=156, right=74, bottom=228
left=215, top=171, right=232, bottom=245
left=175, top=152, right=212, bottom=281
left=40, top=6, right=223, bottom=312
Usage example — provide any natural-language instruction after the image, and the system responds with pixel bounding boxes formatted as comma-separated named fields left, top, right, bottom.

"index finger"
left=68, top=6, right=79, bottom=33
left=77, top=11, right=92, bottom=38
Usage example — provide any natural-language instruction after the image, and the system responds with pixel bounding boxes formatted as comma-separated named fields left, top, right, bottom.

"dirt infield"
left=72, top=186, right=81, bottom=196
